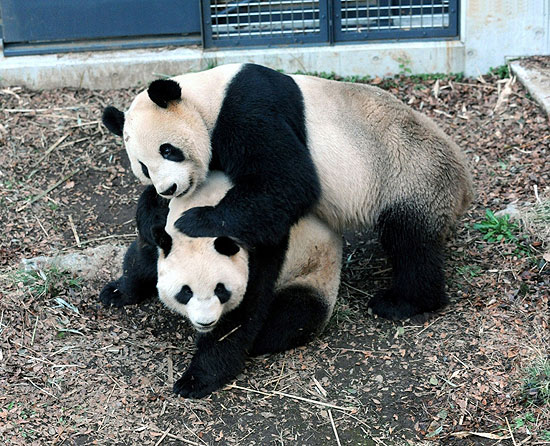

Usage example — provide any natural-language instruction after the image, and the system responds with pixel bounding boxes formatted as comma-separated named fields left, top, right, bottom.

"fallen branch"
left=226, top=384, right=355, bottom=412
left=17, top=168, right=80, bottom=211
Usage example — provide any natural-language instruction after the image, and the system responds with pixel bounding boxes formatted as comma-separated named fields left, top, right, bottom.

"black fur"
left=101, top=183, right=332, bottom=398
left=99, top=186, right=169, bottom=307
left=148, top=79, right=182, bottom=108
left=102, top=106, right=125, bottom=136
left=172, top=237, right=289, bottom=398
left=213, top=237, right=240, bottom=256
left=152, top=226, right=172, bottom=256
left=250, top=285, right=330, bottom=356
left=175, top=64, right=320, bottom=247
left=368, top=201, right=448, bottom=320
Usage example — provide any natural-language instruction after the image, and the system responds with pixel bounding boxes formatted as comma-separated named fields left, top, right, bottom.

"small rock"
left=494, top=203, right=520, bottom=219
left=21, top=244, right=127, bottom=279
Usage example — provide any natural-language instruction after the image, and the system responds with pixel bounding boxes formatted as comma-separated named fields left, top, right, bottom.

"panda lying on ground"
left=103, top=63, right=473, bottom=321
left=101, top=172, right=342, bottom=398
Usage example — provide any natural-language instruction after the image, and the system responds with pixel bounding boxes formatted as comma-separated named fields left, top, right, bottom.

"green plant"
left=397, top=56, right=412, bottom=75
left=489, top=64, right=510, bottom=79
left=12, top=267, right=82, bottom=299
left=514, top=412, right=535, bottom=429
left=456, top=264, right=482, bottom=278
left=522, top=357, right=550, bottom=406
left=474, top=209, right=519, bottom=243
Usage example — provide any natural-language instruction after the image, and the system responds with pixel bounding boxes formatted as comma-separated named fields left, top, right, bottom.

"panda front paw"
left=174, top=206, right=221, bottom=238
left=173, top=367, right=223, bottom=399
left=99, top=281, right=124, bottom=307
left=99, top=280, right=136, bottom=308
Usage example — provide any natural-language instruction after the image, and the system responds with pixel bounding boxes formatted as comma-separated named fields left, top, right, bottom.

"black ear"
left=152, top=226, right=172, bottom=256
left=214, top=237, right=240, bottom=257
left=102, top=106, right=125, bottom=136
left=148, top=79, right=182, bottom=108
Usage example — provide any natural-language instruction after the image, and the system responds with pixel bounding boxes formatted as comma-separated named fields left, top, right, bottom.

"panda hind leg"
left=250, top=285, right=331, bottom=356
left=369, top=202, right=448, bottom=321
left=99, top=240, right=158, bottom=308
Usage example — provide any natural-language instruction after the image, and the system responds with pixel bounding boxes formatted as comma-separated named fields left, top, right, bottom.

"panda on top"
left=101, top=172, right=342, bottom=398
left=103, top=63, right=473, bottom=322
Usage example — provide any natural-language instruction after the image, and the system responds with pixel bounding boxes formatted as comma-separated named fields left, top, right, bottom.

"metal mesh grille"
left=209, top=0, right=322, bottom=41
left=340, top=0, right=450, bottom=34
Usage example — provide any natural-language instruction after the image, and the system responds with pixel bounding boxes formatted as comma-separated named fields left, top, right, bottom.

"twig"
left=342, top=282, right=370, bottom=296
left=227, top=384, right=354, bottom=411
left=34, top=215, right=49, bottom=238
left=3, top=106, right=81, bottom=113
left=218, top=324, right=241, bottom=341
left=415, top=316, right=442, bottom=337
left=17, top=168, right=80, bottom=211
left=328, top=410, right=342, bottom=446
left=23, top=377, right=57, bottom=398
left=68, top=215, right=81, bottom=247
left=154, top=427, right=171, bottom=446
left=506, top=417, right=518, bottom=446
left=64, top=232, right=135, bottom=249
left=149, top=429, right=199, bottom=446
left=30, top=314, right=39, bottom=346
left=98, top=383, right=118, bottom=430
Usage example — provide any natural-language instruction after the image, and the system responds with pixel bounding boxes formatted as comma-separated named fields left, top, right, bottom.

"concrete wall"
left=463, top=0, right=550, bottom=75
left=0, top=0, right=548, bottom=89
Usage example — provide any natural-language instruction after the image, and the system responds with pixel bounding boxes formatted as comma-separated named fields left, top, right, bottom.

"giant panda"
left=102, top=63, right=473, bottom=321
left=100, top=172, right=342, bottom=398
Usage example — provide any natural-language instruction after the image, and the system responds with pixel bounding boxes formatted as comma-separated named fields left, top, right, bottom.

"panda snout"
left=160, top=183, right=177, bottom=197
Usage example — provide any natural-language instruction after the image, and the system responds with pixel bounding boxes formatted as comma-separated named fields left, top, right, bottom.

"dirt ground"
left=1, top=63, right=549, bottom=446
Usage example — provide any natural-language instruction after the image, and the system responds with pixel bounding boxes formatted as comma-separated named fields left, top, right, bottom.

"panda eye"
left=139, top=161, right=150, bottom=179
left=159, top=143, right=185, bottom=162
left=214, top=283, right=231, bottom=304
left=175, top=285, right=193, bottom=305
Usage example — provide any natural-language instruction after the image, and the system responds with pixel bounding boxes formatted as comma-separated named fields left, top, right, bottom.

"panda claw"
left=99, top=281, right=127, bottom=308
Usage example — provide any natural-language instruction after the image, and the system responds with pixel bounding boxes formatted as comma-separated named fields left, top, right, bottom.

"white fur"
left=121, top=64, right=472, bottom=233
left=156, top=172, right=342, bottom=333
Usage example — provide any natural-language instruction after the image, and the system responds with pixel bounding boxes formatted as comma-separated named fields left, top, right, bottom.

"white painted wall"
left=0, top=0, right=548, bottom=89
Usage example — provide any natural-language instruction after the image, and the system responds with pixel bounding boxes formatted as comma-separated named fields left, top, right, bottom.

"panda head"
left=102, top=79, right=210, bottom=199
left=154, top=227, right=249, bottom=333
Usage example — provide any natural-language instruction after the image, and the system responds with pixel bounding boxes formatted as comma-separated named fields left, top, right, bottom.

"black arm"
left=173, top=238, right=288, bottom=398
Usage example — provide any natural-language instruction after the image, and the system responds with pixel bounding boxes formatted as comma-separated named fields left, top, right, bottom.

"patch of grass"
left=12, top=266, right=82, bottom=299
left=522, top=357, right=550, bottom=407
left=294, top=71, right=371, bottom=83
left=514, top=411, right=536, bottom=429
left=397, top=56, right=412, bottom=75
left=489, top=64, right=510, bottom=79
left=456, top=264, right=482, bottom=278
left=474, top=209, right=519, bottom=243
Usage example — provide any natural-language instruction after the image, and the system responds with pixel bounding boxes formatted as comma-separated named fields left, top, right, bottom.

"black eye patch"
left=214, top=283, right=231, bottom=304
left=175, top=285, right=193, bottom=305
left=159, top=143, right=185, bottom=162
left=139, top=161, right=150, bottom=179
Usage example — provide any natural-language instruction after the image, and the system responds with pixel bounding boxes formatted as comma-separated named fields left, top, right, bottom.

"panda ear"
left=102, top=106, right=125, bottom=136
left=152, top=226, right=172, bottom=256
left=214, top=237, right=240, bottom=257
left=148, top=79, right=182, bottom=108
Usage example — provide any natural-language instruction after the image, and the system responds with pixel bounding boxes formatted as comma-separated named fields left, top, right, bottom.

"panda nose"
left=160, top=184, right=177, bottom=196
